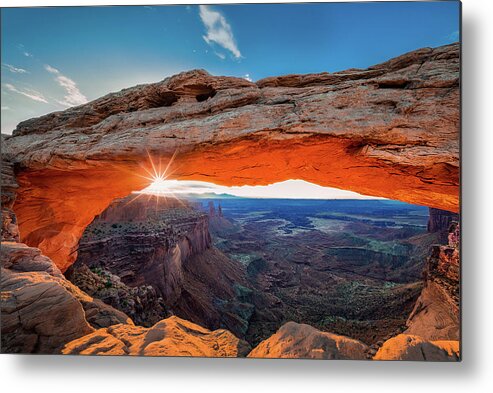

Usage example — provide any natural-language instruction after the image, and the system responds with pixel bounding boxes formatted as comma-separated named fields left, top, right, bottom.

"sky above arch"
left=1, top=2, right=460, bottom=134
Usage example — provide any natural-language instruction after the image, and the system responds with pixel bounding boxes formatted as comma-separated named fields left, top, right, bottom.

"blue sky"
left=1, top=2, right=460, bottom=134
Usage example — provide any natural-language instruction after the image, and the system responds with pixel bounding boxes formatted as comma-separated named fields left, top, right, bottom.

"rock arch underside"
left=1, top=43, right=461, bottom=359
left=3, top=43, right=459, bottom=273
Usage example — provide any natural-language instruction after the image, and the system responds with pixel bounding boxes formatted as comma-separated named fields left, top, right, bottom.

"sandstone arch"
left=3, top=43, right=459, bottom=272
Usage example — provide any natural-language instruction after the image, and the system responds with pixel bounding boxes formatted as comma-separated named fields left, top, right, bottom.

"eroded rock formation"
left=405, top=222, right=460, bottom=341
left=62, top=316, right=251, bottom=357
left=68, top=194, right=254, bottom=337
left=1, top=268, right=91, bottom=352
left=1, top=145, right=19, bottom=242
left=3, top=43, right=459, bottom=271
left=373, top=334, right=459, bottom=361
left=1, top=43, right=460, bottom=359
left=427, top=208, right=459, bottom=241
left=0, top=178, right=251, bottom=355
left=67, top=264, right=169, bottom=327
left=247, top=321, right=370, bottom=359
left=1, top=240, right=250, bottom=355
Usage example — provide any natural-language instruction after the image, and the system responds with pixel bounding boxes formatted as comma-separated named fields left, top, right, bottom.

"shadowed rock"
left=1, top=267, right=93, bottom=353
left=405, top=222, right=460, bottom=341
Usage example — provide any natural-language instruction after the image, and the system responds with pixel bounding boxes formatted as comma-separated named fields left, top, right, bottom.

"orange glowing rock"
left=373, top=334, right=459, bottom=361
left=62, top=316, right=250, bottom=357
left=3, top=43, right=459, bottom=271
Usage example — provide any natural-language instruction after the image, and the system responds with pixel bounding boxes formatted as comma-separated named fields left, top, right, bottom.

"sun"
left=118, top=149, right=188, bottom=208
left=147, top=176, right=171, bottom=194
left=138, top=150, right=178, bottom=192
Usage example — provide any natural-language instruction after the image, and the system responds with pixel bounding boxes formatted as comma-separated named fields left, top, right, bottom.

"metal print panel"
left=0, top=1, right=461, bottom=361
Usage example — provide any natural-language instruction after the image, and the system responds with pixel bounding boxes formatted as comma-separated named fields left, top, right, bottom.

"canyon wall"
left=427, top=208, right=460, bottom=242
left=68, top=195, right=254, bottom=338
left=405, top=222, right=460, bottom=341
left=73, top=195, right=213, bottom=301
left=3, top=43, right=459, bottom=271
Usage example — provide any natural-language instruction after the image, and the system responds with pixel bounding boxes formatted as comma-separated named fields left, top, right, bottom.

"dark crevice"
left=147, top=91, right=179, bottom=108
left=376, top=80, right=411, bottom=89
left=196, top=88, right=217, bottom=102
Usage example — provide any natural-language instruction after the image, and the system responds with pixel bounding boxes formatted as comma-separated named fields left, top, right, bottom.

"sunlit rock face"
left=248, top=321, right=370, bottom=360
left=4, top=43, right=459, bottom=271
left=62, top=316, right=251, bottom=357
left=405, top=222, right=460, bottom=341
left=373, top=334, right=459, bottom=361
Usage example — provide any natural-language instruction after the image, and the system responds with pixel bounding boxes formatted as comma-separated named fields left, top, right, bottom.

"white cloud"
left=2, top=63, right=29, bottom=74
left=44, top=64, right=60, bottom=74
left=214, top=51, right=226, bottom=60
left=45, top=64, right=88, bottom=107
left=17, top=44, right=33, bottom=57
left=1, top=106, right=10, bottom=110
left=141, top=179, right=382, bottom=200
left=448, top=30, right=459, bottom=42
left=199, top=5, right=242, bottom=59
left=4, top=83, right=48, bottom=103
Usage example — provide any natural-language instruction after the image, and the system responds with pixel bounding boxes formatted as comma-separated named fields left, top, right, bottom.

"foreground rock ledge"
left=4, top=43, right=459, bottom=271
left=247, top=321, right=370, bottom=359
left=62, top=316, right=251, bottom=357
left=373, top=334, right=459, bottom=361
left=1, top=240, right=250, bottom=356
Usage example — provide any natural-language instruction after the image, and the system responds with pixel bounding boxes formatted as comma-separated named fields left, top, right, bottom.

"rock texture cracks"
left=2, top=43, right=459, bottom=270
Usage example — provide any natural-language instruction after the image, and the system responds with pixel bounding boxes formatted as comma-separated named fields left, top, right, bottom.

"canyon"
left=67, top=194, right=254, bottom=337
left=1, top=43, right=460, bottom=360
left=3, top=42, right=459, bottom=271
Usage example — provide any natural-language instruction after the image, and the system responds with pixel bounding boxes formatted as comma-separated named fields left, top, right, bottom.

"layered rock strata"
left=1, top=240, right=250, bottom=355
left=3, top=43, right=459, bottom=271
left=69, top=195, right=254, bottom=337
left=405, top=222, right=460, bottom=341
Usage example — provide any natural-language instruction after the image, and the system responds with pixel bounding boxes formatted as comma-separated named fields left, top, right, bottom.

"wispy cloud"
left=4, top=83, right=48, bottom=103
left=45, top=64, right=59, bottom=74
left=448, top=30, right=459, bottom=42
left=214, top=51, right=226, bottom=60
left=199, top=5, right=242, bottom=59
left=44, top=64, right=88, bottom=107
left=1, top=106, right=11, bottom=111
left=17, top=44, right=33, bottom=57
left=2, top=63, right=29, bottom=74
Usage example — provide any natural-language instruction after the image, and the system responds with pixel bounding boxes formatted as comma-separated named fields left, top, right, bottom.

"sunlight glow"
left=140, top=179, right=383, bottom=200
left=134, top=150, right=382, bottom=200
